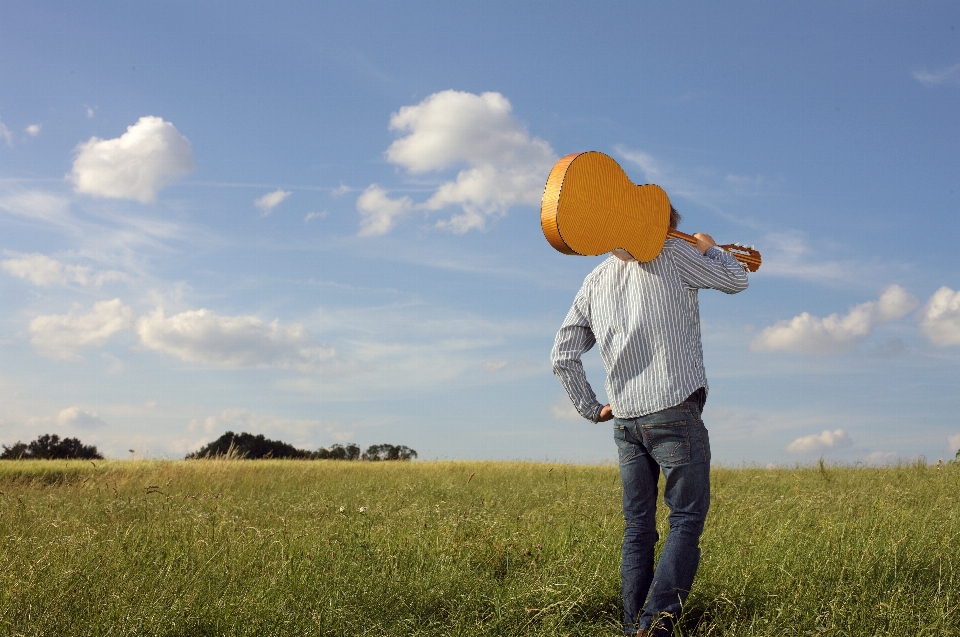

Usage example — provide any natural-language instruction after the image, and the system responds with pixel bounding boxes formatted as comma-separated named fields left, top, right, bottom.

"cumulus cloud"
left=137, top=307, right=335, bottom=371
left=26, top=124, right=41, bottom=136
left=919, top=287, right=960, bottom=347
left=913, top=63, right=960, bottom=87
left=786, top=429, right=852, bottom=453
left=29, top=299, right=136, bottom=359
left=2, top=253, right=127, bottom=287
left=57, top=407, right=107, bottom=429
left=70, top=116, right=194, bottom=203
left=357, top=90, right=557, bottom=235
left=254, top=189, right=291, bottom=216
left=751, top=285, right=918, bottom=354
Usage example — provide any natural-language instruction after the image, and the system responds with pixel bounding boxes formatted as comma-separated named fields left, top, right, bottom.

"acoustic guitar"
left=540, top=152, right=761, bottom=272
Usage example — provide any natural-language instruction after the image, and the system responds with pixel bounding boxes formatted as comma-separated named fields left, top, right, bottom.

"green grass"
left=1, top=459, right=958, bottom=636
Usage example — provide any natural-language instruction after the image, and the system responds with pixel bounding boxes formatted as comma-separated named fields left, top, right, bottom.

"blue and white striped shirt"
left=551, top=239, right=748, bottom=422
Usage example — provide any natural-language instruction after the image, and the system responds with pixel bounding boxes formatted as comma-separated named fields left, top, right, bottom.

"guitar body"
left=541, top=152, right=671, bottom=262
left=540, top=151, right=762, bottom=271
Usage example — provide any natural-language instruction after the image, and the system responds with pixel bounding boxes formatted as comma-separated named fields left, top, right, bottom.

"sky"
left=1, top=1, right=959, bottom=465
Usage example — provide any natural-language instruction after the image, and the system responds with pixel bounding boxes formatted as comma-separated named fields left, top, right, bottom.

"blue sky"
left=1, top=1, right=959, bottom=464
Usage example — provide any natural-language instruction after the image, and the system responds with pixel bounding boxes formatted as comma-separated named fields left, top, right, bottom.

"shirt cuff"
left=588, top=403, right=604, bottom=422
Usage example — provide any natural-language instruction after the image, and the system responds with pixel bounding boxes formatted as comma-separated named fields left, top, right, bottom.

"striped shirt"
left=551, top=239, right=748, bottom=422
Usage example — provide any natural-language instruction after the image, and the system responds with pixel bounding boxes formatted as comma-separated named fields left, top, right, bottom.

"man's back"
left=551, top=238, right=748, bottom=421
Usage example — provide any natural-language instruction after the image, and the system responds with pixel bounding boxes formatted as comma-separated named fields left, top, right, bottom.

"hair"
left=669, top=206, right=681, bottom=230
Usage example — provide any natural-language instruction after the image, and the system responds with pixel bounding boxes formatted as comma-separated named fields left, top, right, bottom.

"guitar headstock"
left=720, top=243, right=762, bottom=272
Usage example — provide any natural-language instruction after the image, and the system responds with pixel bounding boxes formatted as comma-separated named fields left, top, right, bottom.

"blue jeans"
left=614, top=399, right=711, bottom=636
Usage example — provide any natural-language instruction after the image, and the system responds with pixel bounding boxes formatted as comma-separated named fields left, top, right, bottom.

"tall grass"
left=0, top=459, right=957, bottom=636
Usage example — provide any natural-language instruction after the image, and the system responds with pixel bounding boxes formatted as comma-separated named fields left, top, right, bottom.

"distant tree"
left=0, top=434, right=103, bottom=460
left=186, top=431, right=309, bottom=459
left=362, top=444, right=417, bottom=461
left=310, top=443, right=361, bottom=461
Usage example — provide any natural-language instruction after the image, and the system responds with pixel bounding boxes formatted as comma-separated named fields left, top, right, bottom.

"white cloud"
left=357, top=184, right=413, bottom=237
left=29, top=299, right=136, bottom=360
left=481, top=360, right=508, bottom=372
left=26, top=124, right=41, bottom=136
left=137, top=307, right=335, bottom=371
left=786, top=429, right=852, bottom=453
left=0, top=120, right=11, bottom=146
left=919, top=287, right=960, bottom=347
left=751, top=285, right=918, bottom=354
left=57, top=407, right=107, bottom=429
left=865, top=451, right=898, bottom=465
left=86, top=106, right=96, bottom=119
left=70, top=116, right=194, bottom=203
left=913, top=63, right=960, bottom=87
left=1, top=253, right=127, bottom=287
left=358, top=90, right=557, bottom=235
left=304, top=211, right=328, bottom=222
left=254, top=189, right=291, bottom=216
left=948, top=433, right=960, bottom=453
left=187, top=408, right=350, bottom=445
left=550, top=396, right=582, bottom=421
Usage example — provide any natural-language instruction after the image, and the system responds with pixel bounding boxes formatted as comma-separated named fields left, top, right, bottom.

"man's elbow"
left=723, top=275, right=749, bottom=295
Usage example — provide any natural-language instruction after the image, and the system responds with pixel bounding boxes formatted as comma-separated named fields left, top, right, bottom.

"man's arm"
left=551, top=292, right=606, bottom=422
left=670, top=236, right=749, bottom=293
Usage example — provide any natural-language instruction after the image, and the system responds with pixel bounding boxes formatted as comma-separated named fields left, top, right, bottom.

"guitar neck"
left=666, top=229, right=761, bottom=272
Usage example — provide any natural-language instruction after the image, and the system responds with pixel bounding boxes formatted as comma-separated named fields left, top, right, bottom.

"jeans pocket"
left=642, top=420, right=691, bottom=466
left=613, top=425, right=637, bottom=465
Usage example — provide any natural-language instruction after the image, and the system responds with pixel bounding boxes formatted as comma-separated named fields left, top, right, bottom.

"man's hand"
left=693, top=232, right=717, bottom=255
left=598, top=404, right=613, bottom=422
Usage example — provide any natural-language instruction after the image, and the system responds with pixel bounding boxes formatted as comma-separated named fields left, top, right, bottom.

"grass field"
left=1, top=459, right=958, bottom=636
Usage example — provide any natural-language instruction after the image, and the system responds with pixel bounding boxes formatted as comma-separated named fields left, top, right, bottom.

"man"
left=550, top=207, right=748, bottom=636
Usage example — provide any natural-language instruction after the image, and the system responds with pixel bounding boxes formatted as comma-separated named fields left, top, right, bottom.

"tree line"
left=2, top=431, right=416, bottom=461
left=187, top=432, right=417, bottom=461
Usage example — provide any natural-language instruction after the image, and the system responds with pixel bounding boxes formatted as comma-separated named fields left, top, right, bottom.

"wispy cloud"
left=0, top=120, right=11, bottom=146
left=913, top=63, right=960, bottom=87
left=865, top=450, right=898, bottom=465
left=751, top=285, right=918, bottom=354
left=616, top=146, right=777, bottom=226
left=357, top=90, right=557, bottom=236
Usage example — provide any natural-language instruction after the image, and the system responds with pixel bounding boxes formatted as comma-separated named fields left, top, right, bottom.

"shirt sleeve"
left=551, top=286, right=604, bottom=422
left=670, top=240, right=749, bottom=294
